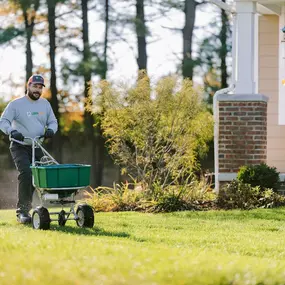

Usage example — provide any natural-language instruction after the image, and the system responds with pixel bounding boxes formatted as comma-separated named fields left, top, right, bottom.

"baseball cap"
left=27, top=74, right=45, bottom=87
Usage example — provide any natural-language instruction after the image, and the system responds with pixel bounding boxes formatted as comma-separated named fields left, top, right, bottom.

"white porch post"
left=279, top=5, right=285, bottom=125
left=235, top=1, right=258, bottom=94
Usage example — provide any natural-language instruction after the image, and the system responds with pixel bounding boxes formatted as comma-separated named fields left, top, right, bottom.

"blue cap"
left=27, top=74, right=45, bottom=87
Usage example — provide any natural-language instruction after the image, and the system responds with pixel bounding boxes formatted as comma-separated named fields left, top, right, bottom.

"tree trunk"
left=24, top=20, right=33, bottom=83
left=182, top=0, right=196, bottom=80
left=21, top=0, right=40, bottom=87
left=93, top=0, right=110, bottom=187
left=219, top=0, right=229, bottom=88
left=82, top=0, right=98, bottom=187
left=47, top=0, right=62, bottom=162
left=136, top=0, right=147, bottom=71
left=103, top=0, right=109, bottom=80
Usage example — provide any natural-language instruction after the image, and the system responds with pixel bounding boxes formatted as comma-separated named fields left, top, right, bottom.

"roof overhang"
left=257, top=2, right=282, bottom=15
left=235, top=0, right=282, bottom=15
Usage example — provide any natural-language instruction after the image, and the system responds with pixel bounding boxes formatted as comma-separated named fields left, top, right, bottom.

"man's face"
left=27, top=83, right=43, bottom=100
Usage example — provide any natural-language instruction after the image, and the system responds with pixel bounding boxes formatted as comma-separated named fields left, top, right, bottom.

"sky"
left=0, top=2, right=223, bottom=101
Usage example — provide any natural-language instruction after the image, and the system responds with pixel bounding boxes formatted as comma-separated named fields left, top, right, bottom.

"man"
left=0, top=74, right=58, bottom=224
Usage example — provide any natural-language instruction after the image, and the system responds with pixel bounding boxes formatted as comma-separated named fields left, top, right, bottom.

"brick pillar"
left=216, top=94, right=268, bottom=185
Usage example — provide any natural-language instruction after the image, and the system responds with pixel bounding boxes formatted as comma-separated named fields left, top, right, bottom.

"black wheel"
left=32, top=207, right=50, bottom=230
left=58, top=210, right=66, bottom=226
left=76, top=204, right=94, bottom=228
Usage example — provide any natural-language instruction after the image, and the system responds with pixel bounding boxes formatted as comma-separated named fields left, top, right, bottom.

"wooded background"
left=0, top=0, right=232, bottom=195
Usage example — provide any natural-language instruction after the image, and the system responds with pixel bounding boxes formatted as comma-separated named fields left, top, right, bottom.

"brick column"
left=215, top=94, right=268, bottom=186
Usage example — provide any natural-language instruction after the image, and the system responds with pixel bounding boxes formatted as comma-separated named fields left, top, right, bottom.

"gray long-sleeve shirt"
left=0, top=95, right=58, bottom=145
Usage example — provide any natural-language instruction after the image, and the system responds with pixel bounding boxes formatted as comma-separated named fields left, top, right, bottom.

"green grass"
left=1, top=209, right=285, bottom=284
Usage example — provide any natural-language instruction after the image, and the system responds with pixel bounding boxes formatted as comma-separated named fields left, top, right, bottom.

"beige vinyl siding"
left=259, top=15, right=285, bottom=171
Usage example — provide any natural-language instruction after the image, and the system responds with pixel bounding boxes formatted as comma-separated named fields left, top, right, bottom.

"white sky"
left=0, top=2, right=223, bottom=101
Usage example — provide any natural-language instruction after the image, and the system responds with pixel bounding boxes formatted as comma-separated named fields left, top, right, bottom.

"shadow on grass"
left=170, top=207, right=285, bottom=221
left=0, top=222, right=131, bottom=238
left=50, top=224, right=131, bottom=238
left=51, top=224, right=147, bottom=242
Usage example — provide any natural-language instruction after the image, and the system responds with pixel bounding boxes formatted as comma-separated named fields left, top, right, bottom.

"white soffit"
left=257, top=2, right=281, bottom=15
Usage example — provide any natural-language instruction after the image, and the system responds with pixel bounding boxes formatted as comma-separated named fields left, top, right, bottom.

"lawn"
left=1, top=208, right=285, bottom=285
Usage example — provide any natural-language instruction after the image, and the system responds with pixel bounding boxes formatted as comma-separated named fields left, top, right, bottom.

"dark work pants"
left=10, top=143, right=43, bottom=214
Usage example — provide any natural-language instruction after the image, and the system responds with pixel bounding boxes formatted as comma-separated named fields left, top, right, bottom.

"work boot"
left=17, top=212, right=31, bottom=224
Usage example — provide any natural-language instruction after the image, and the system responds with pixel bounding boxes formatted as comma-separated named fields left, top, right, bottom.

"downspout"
left=213, top=10, right=236, bottom=193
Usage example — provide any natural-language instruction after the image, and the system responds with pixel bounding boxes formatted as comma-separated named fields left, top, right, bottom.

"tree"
left=195, top=1, right=231, bottom=173
left=93, top=0, right=110, bottom=187
left=98, top=76, right=213, bottom=191
left=163, top=0, right=201, bottom=80
left=103, top=0, right=109, bottom=80
left=81, top=0, right=99, bottom=186
left=198, top=0, right=231, bottom=102
left=55, top=0, right=111, bottom=186
left=4, top=0, right=40, bottom=84
left=219, top=0, right=229, bottom=89
left=21, top=0, right=40, bottom=82
left=46, top=0, right=62, bottom=161
left=182, top=0, right=196, bottom=80
left=135, top=0, right=147, bottom=71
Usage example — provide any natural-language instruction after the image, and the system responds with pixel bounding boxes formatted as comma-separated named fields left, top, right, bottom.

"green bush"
left=237, top=163, right=280, bottom=192
left=149, top=181, right=212, bottom=212
left=84, top=182, right=145, bottom=212
left=92, top=76, right=213, bottom=192
left=217, top=180, right=285, bottom=210
left=84, top=176, right=216, bottom=213
left=217, top=180, right=260, bottom=210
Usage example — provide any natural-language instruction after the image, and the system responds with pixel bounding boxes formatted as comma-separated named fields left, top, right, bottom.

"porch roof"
left=235, top=0, right=282, bottom=15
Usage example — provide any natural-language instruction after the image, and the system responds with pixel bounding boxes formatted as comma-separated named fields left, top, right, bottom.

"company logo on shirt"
left=27, top=111, right=44, bottom=117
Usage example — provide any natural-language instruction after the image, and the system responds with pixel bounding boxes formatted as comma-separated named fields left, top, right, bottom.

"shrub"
left=217, top=180, right=285, bottom=210
left=237, top=163, right=280, bottom=192
left=217, top=180, right=260, bottom=210
left=84, top=182, right=145, bottom=212
left=257, top=188, right=285, bottom=209
left=149, top=181, right=215, bottom=212
left=84, top=176, right=216, bottom=213
left=91, top=75, right=213, bottom=192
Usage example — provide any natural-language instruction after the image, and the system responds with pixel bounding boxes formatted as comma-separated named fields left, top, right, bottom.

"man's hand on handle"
left=10, top=130, right=24, bottom=141
left=45, top=128, right=54, bottom=139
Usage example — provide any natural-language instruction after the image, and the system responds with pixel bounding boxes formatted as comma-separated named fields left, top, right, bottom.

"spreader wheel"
left=58, top=210, right=67, bottom=226
left=76, top=205, right=94, bottom=228
left=32, top=207, right=50, bottom=230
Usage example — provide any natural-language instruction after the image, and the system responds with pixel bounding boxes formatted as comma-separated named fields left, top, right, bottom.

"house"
left=214, top=0, right=285, bottom=191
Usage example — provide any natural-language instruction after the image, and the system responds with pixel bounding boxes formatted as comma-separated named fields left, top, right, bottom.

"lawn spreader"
left=12, top=136, right=94, bottom=230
